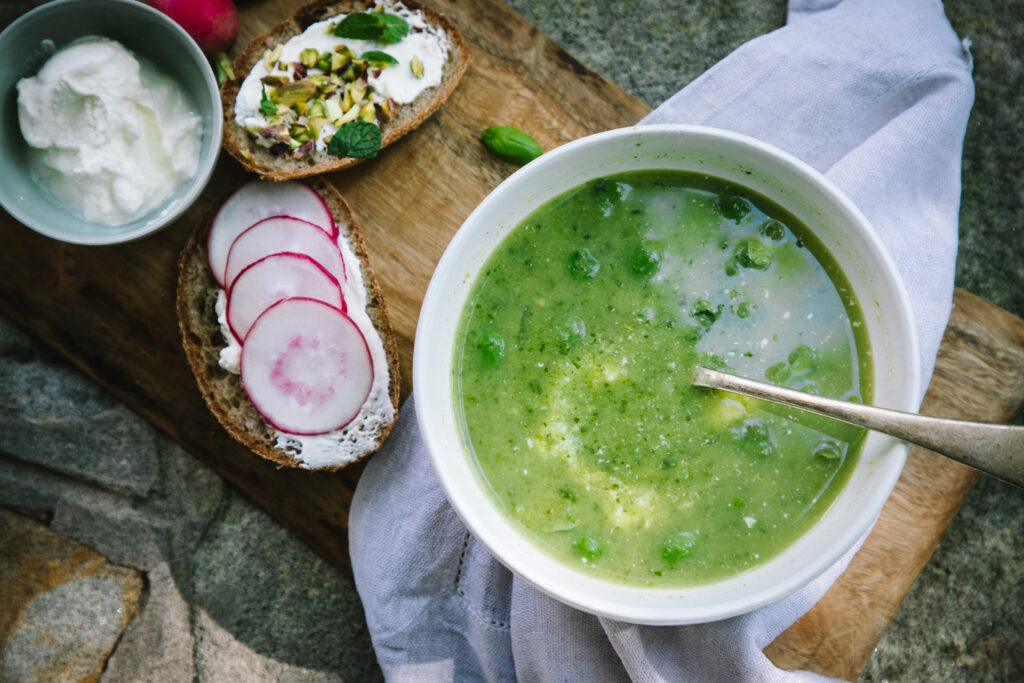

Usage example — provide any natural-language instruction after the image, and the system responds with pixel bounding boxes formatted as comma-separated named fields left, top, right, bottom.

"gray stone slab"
left=0, top=445, right=222, bottom=591
left=2, top=577, right=135, bottom=682
left=859, top=474, right=1024, bottom=682
left=505, top=0, right=786, bottom=109
left=102, top=562, right=195, bottom=683
left=0, top=316, right=160, bottom=498
left=0, top=511, right=142, bottom=683
left=194, top=609, right=346, bottom=683
left=192, top=489, right=382, bottom=681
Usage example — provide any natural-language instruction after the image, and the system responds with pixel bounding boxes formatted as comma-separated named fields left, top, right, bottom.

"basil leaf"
left=481, top=126, right=543, bottom=166
left=327, top=120, right=382, bottom=158
left=259, top=85, right=277, bottom=117
left=361, top=50, right=399, bottom=66
left=334, top=12, right=409, bottom=45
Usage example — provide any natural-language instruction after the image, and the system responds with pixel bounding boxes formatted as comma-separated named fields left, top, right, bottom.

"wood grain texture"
left=0, top=1, right=1022, bottom=678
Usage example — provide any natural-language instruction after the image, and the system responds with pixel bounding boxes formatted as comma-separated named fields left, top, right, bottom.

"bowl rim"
left=0, top=0, right=223, bottom=245
left=414, top=123, right=921, bottom=624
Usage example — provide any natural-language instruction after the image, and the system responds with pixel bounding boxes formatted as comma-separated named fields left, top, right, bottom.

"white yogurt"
left=215, top=229, right=394, bottom=470
left=16, top=37, right=202, bottom=226
left=234, top=1, right=450, bottom=152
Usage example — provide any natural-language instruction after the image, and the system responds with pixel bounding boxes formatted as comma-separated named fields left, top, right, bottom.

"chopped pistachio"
left=294, top=101, right=308, bottom=115
left=348, top=78, right=368, bottom=103
left=358, top=102, right=376, bottom=123
left=330, top=52, right=349, bottom=72
left=410, top=55, right=424, bottom=79
left=273, top=79, right=318, bottom=106
left=316, top=52, right=332, bottom=71
left=290, top=125, right=311, bottom=143
left=372, top=4, right=385, bottom=12
left=260, top=75, right=288, bottom=87
left=263, top=44, right=283, bottom=71
left=340, top=64, right=357, bottom=82
left=335, top=103, right=361, bottom=126
left=307, top=100, right=327, bottom=119
left=324, top=97, right=344, bottom=123
left=308, top=117, right=328, bottom=138
left=377, top=97, right=398, bottom=121
left=300, top=48, right=319, bottom=68
left=341, top=86, right=354, bottom=113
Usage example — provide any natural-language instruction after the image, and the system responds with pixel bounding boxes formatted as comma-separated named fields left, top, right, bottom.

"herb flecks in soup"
left=454, top=170, right=872, bottom=586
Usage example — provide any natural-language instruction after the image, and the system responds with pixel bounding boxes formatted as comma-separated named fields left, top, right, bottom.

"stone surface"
left=101, top=562, right=195, bottom=683
left=193, top=610, right=347, bottom=683
left=0, top=511, right=142, bottom=683
left=504, top=0, right=786, bottom=108
left=0, top=315, right=223, bottom=598
left=192, top=489, right=382, bottom=681
left=859, top=474, right=1024, bottom=682
left=0, top=319, right=160, bottom=498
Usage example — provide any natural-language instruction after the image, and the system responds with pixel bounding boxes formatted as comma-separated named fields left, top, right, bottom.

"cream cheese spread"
left=234, top=1, right=449, bottom=154
left=16, top=37, right=202, bottom=226
left=215, top=230, right=394, bottom=470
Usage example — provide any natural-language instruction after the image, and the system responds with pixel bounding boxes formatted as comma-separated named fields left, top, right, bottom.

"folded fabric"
left=350, top=0, right=975, bottom=680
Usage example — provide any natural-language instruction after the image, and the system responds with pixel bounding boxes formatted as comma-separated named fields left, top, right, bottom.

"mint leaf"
left=361, top=50, right=399, bottom=66
left=378, top=13, right=410, bottom=43
left=259, top=85, right=276, bottom=117
left=334, top=12, right=409, bottom=44
left=327, top=121, right=382, bottom=158
left=334, top=13, right=381, bottom=40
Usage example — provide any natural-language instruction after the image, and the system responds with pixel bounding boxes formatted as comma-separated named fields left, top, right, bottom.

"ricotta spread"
left=17, top=37, right=202, bottom=226
left=234, top=1, right=450, bottom=155
left=215, top=229, right=394, bottom=470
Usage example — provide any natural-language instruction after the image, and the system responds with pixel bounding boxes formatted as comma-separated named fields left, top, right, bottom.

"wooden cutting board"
left=1, top=1, right=1022, bottom=679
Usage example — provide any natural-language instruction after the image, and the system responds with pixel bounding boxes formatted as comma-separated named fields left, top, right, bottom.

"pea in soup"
left=454, top=170, right=872, bottom=586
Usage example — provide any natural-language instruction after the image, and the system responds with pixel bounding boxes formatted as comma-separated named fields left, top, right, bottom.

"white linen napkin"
left=349, top=0, right=975, bottom=679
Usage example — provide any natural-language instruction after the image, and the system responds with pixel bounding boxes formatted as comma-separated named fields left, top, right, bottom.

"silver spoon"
left=692, top=366, right=1024, bottom=489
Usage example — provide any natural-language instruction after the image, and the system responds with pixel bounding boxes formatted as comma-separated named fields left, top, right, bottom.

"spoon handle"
left=692, top=366, right=1024, bottom=489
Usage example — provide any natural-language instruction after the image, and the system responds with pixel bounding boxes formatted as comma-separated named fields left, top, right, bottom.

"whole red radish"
left=147, top=0, right=239, bottom=56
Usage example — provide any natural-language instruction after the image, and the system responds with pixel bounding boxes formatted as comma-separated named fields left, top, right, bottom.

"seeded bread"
left=221, top=0, right=470, bottom=180
left=176, top=177, right=401, bottom=470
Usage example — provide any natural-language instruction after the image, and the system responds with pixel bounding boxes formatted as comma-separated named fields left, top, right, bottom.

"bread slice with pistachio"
left=222, top=0, right=470, bottom=180
left=176, top=177, right=401, bottom=470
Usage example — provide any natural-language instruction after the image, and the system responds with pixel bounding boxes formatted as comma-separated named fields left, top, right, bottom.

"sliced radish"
left=225, top=216, right=346, bottom=289
left=207, top=181, right=336, bottom=287
left=227, top=253, right=346, bottom=342
left=240, top=298, right=373, bottom=435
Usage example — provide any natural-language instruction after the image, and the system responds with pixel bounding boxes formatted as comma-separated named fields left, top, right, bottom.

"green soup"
left=454, top=170, right=872, bottom=586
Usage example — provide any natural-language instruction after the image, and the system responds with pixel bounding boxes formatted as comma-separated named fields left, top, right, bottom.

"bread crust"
left=176, top=178, right=400, bottom=470
left=221, top=0, right=470, bottom=180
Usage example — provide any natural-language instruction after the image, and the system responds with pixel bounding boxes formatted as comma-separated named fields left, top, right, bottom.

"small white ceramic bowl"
left=0, top=0, right=222, bottom=245
left=415, top=124, right=920, bottom=625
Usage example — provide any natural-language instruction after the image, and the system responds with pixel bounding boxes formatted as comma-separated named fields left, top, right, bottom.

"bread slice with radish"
left=177, top=177, right=399, bottom=470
